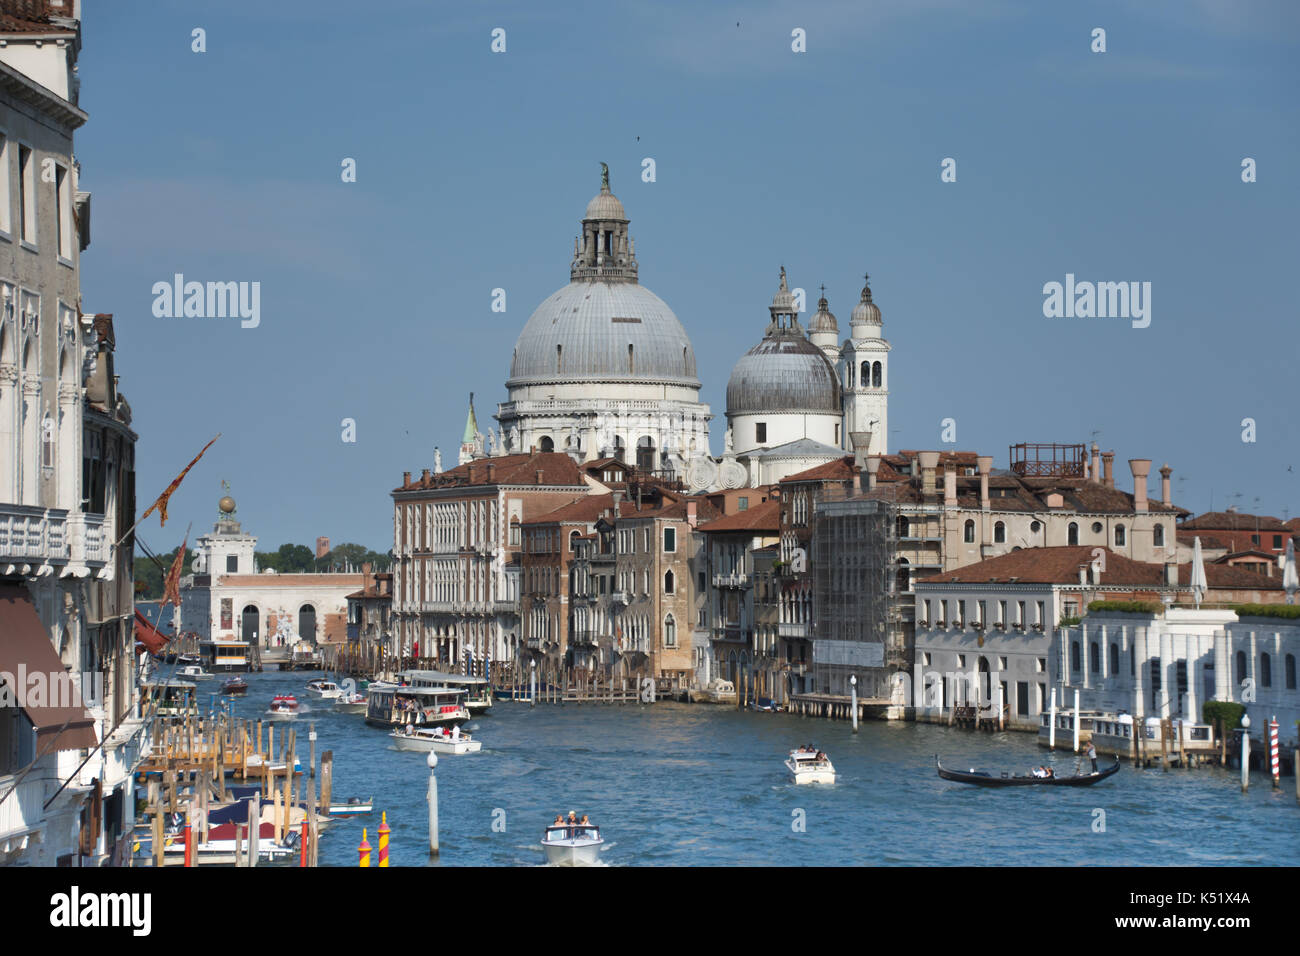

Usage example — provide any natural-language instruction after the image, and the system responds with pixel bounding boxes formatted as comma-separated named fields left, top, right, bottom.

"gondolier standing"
left=1087, top=740, right=1098, bottom=773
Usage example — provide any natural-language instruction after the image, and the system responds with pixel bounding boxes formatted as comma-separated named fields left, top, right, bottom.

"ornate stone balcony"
left=0, top=504, right=69, bottom=569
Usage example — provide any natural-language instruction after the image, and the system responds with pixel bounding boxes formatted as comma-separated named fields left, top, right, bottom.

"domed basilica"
left=457, top=165, right=891, bottom=490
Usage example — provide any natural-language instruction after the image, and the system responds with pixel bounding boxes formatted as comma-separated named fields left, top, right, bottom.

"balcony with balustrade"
left=712, top=572, right=751, bottom=589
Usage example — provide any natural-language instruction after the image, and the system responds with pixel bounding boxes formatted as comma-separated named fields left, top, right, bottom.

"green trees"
left=133, top=541, right=391, bottom=598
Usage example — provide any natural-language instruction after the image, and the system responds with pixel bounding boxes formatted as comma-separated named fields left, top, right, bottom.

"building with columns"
left=0, top=0, right=147, bottom=866
left=911, top=545, right=1295, bottom=739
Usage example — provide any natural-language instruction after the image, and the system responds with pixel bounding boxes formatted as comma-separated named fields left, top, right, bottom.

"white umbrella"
left=1190, top=536, right=1208, bottom=609
left=1284, top=538, right=1298, bottom=605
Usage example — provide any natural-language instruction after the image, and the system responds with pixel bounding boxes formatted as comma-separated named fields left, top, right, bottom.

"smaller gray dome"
left=809, top=289, right=838, bottom=334
left=851, top=274, right=882, bottom=325
left=727, top=331, right=842, bottom=415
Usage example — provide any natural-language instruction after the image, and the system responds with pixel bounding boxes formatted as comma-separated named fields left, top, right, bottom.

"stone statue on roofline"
left=434, top=447, right=443, bottom=474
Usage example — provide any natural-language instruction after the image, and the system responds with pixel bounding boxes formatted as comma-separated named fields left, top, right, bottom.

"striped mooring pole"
left=378, top=811, right=391, bottom=867
left=358, top=828, right=371, bottom=867
left=183, top=811, right=193, bottom=867
left=1269, top=716, right=1280, bottom=790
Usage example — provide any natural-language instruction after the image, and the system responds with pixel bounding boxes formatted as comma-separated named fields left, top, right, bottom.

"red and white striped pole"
left=1269, top=716, right=1280, bottom=790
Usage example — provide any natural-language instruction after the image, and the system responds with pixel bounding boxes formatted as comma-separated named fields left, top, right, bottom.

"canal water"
left=212, top=671, right=1300, bottom=866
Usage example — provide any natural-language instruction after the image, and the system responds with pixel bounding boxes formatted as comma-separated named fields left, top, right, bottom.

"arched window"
left=993, top=521, right=1006, bottom=543
left=1235, top=650, right=1247, bottom=685
left=40, top=412, right=54, bottom=469
left=1071, top=641, right=1081, bottom=672
left=896, top=557, right=910, bottom=594
left=1114, top=524, right=1126, bottom=546
left=846, top=363, right=854, bottom=388
left=569, top=530, right=580, bottom=552
left=963, top=519, right=975, bottom=543
left=556, top=344, right=562, bottom=372
left=539, top=436, right=554, bottom=453
left=1260, top=652, right=1272, bottom=688
left=299, top=605, right=317, bottom=642
left=1089, top=642, right=1100, bottom=673
left=872, top=361, right=882, bottom=388
left=664, top=614, right=676, bottom=648
left=664, top=570, right=675, bottom=594
left=1109, top=642, right=1120, bottom=674
left=1287, top=654, right=1297, bottom=690
left=1067, top=522, right=1079, bottom=546
left=860, top=360, right=869, bottom=385
left=1153, top=524, right=1165, bottom=547
left=627, top=343, right=634, bottom=374
left=897, top=516, right=909, bottom=538
left=636, top=436, right=656, bottom=473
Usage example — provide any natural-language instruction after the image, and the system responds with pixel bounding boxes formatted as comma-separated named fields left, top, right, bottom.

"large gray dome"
left=726, top=331, right=841, bottom=415
left=507, top=280, right=700, bottom=387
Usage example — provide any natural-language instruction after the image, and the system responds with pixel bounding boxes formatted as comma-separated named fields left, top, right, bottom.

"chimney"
left=403, top=471, right=411, bottom=486
left=612, top=490, right=624, bottom=515
left=865, top=457, right=880, bottom=492
left=687, top=499, right=698, bottom=529
left=1159, top=463, right=1172, bottom=506
left=850, top=431, right=873, bottom=470
left=943, top=465, right=957, bottom=507
left=467, top=464, right=475, bottom=483
left=1129, top=459, right=1151, bottom=512
left=535, top=469, right=544, bottom=484
left=919, top=451, right=939, bottom=498
left=487, top=462, right=496, bottom=483
left=1090, top=442, right=1101, bottom=484
left=977, top=455, right=992, bottom=511
left=530, top=445, right=537, bottom=454
left=1102, top=451, right=1115, bottom=488
left=1079, top=564, right=1088, bottom=586
left=1164, top=557, right=1178, bottom=587
left=421, top=468, right=430, bottom=483
left=362, top=561, right=372, bottom=576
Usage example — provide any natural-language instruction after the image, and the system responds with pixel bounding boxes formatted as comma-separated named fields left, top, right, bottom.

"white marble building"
left=495, top=165, right=712, bottom=477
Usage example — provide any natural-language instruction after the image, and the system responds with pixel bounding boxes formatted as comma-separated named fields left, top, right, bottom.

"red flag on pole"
left=162, top=530, right=189, bottom=609
left=141, top=435, right=219, bottom=528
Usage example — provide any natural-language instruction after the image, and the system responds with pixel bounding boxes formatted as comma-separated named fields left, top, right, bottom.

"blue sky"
left=76, top=0, right=1300, bottom=555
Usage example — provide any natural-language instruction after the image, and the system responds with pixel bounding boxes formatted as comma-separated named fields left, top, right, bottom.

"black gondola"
left=935, top=754, right=1120, bottom=787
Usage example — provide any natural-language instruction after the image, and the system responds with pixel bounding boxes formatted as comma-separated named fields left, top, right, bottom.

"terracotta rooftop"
left=345, top=572, right=393, bottom=600
left=917, top=546, right=1165, bottom=587
left=1179, top=511, right=1289, bottom=532
left=1176, top=531, right=1230, bottom=550
left=0, top=1, right=74, bottom=33
left=916, top=545, right=1285, bottom=592
left=697, top=499, right=782, bottom=534
left=395, top=451, right=586, bottom=493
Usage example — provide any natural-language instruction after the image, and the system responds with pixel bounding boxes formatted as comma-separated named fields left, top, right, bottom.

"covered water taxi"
left=364, top=682, right=470, bottom=729
left=397, top=670, right=493, bottom=714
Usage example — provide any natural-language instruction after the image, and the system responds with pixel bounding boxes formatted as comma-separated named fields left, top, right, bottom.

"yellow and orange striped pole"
left=299, top=820, right=308, bottom=867
left=378, top=811, right=390, bottom=867
left=358, top=827, right=371, bottom=867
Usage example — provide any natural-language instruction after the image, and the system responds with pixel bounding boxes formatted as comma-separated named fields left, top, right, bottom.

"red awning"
left=134, top=608, right=170, bottom=655
left=0, top=585, right=99, bottom=753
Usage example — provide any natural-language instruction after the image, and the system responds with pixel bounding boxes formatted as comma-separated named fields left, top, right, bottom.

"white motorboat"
left=689, top=678, right=737, bottom=705
left=306, top=679, right=344, bottom=700
left=785, top=748, right=836, bottom=784
left=541, top=823, right=603, bottom=866
left=176, top=664, right=213, bottom=681
left=334, top=692, right=367, bottom=714
left=390, top=725, right=482, bottom=754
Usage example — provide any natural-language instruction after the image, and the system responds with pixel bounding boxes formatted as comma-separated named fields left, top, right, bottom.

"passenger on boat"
left=567, top=811, right=578, bottom=825
left=553, top=815, right=564, bottom=826
left=580, top=814, right=590, bottom=826
left=1032, top=767, right=1048, bottom=778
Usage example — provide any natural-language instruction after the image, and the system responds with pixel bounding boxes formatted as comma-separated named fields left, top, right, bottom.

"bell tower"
left=841, top=274, right=890, bottom=456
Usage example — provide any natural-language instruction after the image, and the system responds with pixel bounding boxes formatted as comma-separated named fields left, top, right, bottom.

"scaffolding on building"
left=810, top=493, right=899, bottom=701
